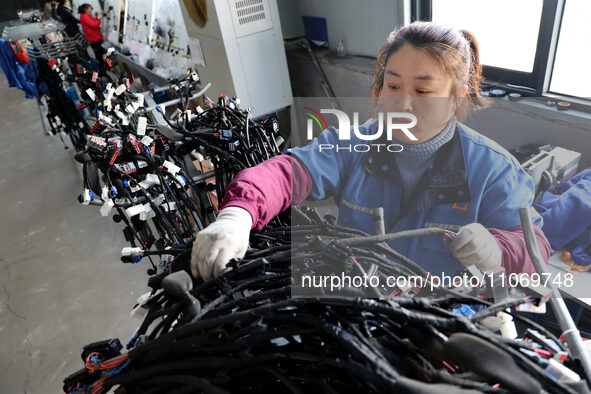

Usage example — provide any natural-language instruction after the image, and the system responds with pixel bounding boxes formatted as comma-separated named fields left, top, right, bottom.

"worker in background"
left=191, top=21, right=552, bottom=281
left=78, top=4, right=105, bottom=67
left=51, top=0, right=80, bottom=38
left=43, top=1, right=53, bottom=20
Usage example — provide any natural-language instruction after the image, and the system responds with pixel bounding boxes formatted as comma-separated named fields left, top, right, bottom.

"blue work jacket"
left=290, top=118, right=542, bottom=275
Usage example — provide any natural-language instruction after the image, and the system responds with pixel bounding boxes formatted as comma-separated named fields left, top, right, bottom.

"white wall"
left=278, top=0, right=405, bottom=56
left=465, top=101, right=591, bottom=170
left=276, top=0, right=305, bottom=38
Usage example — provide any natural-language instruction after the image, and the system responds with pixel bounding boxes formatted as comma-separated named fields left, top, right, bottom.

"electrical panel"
left=149, top=0, right=191, bottom=72
left=117, top=0, right=190, bottom=78
left=103, top=0, right=124, bottom=44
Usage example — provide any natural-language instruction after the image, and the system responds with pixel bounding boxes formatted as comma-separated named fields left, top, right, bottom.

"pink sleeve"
left=489, top=225, right=552, bottom=275
left=219, top=154, right=312, bottom=231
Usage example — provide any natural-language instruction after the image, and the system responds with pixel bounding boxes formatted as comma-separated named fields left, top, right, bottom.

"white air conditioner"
left=179, top=0, right=293, bottom=118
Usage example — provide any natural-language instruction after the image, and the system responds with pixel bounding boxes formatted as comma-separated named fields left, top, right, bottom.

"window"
left=415, top=0, right=590, bottom=102
left=432, top=0, right=543, bottom=73
left=549, top=0, right=591, bottom=98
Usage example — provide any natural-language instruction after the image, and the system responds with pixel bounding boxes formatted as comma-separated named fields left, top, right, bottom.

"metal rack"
left=26, top=33, right=86, bottom=60
left=2, top=19, right=86, bottom=60
left=2, top=19, right=62, bottom=40
left=2, top=19, right=89, bottom=138
left=16, top=9, right=45, bottom=22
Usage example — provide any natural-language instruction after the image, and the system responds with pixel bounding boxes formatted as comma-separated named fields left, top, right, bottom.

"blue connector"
left=220, top=129, right=232, bottom=140
left=452, top=304, right=476, bottom=317
left=88, top=353, right=100, bottom=364
left=126, top=335, right=137, bottom=349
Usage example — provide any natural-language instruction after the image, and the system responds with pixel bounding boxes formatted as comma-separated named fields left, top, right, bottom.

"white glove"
left=190, top=206, right=253, bottom=280
left=445, top=223, right=502, bottom=272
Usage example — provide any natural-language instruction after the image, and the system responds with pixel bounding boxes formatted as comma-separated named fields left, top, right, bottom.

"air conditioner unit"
left=179, top=0, right=293, bottom=118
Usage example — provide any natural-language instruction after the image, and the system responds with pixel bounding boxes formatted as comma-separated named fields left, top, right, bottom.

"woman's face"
left=379, top=43, right=467, bottom=144
left=86, top=7, right=93, bottom=15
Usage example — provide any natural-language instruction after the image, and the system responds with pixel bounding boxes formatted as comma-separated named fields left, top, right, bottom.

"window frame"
left=413, top=0, right=588, bottom=102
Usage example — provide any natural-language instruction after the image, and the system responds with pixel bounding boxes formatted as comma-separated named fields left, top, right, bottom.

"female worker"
left=78, top=4, right=105, bottom=66
left=191, top=21, right=551, bottom=281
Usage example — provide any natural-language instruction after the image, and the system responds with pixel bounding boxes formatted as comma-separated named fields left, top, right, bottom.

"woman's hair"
left=371, top=21, right=488, bottom=120
left=78, top=3, right=92, bottom=14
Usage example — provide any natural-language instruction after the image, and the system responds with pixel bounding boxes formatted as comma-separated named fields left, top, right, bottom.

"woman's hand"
left=190, top=207, right=252, bottom=280
left=445, top=223, right=502, bottom=271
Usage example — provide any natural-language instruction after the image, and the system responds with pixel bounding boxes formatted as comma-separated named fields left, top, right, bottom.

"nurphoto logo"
left=304, top=108, right=418, bottom=152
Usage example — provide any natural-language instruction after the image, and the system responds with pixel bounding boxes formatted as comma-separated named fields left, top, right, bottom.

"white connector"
left=100, top=198, right=114, bottom=216
left=145, top=173, right=160, bottom=185
left=125, top=204, right=144, bottom=217
left=82, top=188, right=92, bottom=205
left=115, top=84, right=126, bottom=96
left=141, top=135, right=153, bottom=147
left=121, top=246, right=143, bottom=256
left=135, top=93, right=144, bottom=107
left=163, top=160, right=181, bottom=175
left=85, top=88, right=96, bottom=101
left=137, top=117, right=147, bottom=136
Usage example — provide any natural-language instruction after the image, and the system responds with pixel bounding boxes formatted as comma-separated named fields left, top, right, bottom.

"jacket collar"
left=363, top=124, right=470, bottom=217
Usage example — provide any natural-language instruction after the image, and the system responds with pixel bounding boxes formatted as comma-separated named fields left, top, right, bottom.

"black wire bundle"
left=65, top=67, right=284, bottom=270
left=36, top=59, right=89, bottom=148
left=35, top=44, right=119, bottom=149
left=63, top=216, right=583, bottom=394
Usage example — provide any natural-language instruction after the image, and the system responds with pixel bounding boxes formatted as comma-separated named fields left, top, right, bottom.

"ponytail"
left=459, top=30, right=482, bottom=98
left=458, top=29, right=489, bottom=118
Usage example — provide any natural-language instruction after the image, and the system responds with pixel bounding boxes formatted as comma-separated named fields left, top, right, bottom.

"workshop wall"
left=466, top=105, right=591, bottom=170
left=278, top=0, right=405, bottom=56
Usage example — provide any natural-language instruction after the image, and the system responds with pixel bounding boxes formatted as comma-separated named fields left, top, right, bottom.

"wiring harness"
left=54, top=60, right=284, bottom=272
left=63, top=209, right=586, bottom=394
left=45, top=44, right=589, bottom=394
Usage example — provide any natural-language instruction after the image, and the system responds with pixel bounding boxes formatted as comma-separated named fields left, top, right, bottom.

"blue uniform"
left=290, top=118, right=542, bottom=275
